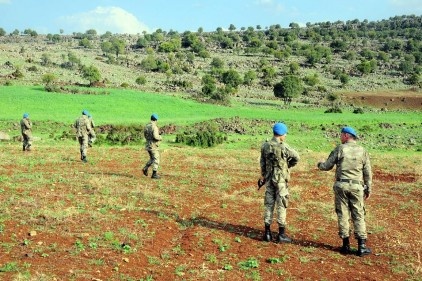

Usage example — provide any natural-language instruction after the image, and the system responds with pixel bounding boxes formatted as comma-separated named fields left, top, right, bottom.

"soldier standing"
left=142, top=113, right=162, bottom=179
left=259, top=123, right=300, bottom=243
left=317, top=126, right=372, bottom=257
left=88, top=113, right=96, bottom=147
left=20, top=113, right=32, bottom=151
left=74, top=110, right=92, bottom=162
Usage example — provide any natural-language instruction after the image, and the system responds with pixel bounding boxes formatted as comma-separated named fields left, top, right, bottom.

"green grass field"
left=1, top=85, right=421, bottom=153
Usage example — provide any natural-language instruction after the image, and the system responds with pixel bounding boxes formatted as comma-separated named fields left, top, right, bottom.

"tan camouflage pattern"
left=20, top=117, right=32, bottom=150
left=318, top=139, right=372, bottom=239
left=260, top=137, right=300, bottom=226
left=88, top=116, right=96, bottom=146
left=143, top=121, right=162, bottom=171
left=74, top=115, right=92, bottom=158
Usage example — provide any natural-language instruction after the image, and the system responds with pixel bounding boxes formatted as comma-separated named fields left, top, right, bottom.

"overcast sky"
left=0, top=0, right=421, bottom=35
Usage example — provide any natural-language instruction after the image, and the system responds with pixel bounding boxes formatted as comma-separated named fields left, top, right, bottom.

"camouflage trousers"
left=22, top=133, right=32, bottom=150
left=78, top=135, right=89, bottom=158
left=264, top=181, right=289, bottom=227
left=333, top=182, right=367, bottom=239
left=144, top=149, right=160, bottom=171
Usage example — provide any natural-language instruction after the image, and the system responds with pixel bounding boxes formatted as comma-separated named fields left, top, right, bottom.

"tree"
left=81, top=65, right=101, bottom=86
left=243, top=70, right=257, bottom=86
left=42, top=73, right=57, bottom=85
left=0, top=28, right=6, bottom=37
left=201, top=74, right=217, bottom=97
left=273, top=75, right=303, bottom=105
left=221, top=69, right=242, bottom=90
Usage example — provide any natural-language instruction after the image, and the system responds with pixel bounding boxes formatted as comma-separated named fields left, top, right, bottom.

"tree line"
left=0, top=15, right=421, bottom=105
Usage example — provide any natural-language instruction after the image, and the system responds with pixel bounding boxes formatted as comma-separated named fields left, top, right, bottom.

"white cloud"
left=0, top=0, right=11, bottom=4
left=62, top=6, right=150, bottom=34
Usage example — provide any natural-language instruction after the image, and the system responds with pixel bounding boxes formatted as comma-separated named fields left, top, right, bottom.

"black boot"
left=142, top=166, right=148, bottom=176
left=23, top=145, right=26, bottom=151
left=357, top=238, right=371, bottom=257
left=151, top=171, right=161, bottom=179
left=82, top=155, right=88, bottom=163
left=277, top=226, right=292, bottom=243
left=340, top=237, right=351, bottom=254
left=263, top=224, right=272, bottom=242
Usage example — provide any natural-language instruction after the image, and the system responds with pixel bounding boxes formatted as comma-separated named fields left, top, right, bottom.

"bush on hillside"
left=176, top=121, right=227, bottom=147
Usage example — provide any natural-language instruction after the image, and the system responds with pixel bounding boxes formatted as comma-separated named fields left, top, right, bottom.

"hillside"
left=0, top=15, right=421, bottom=106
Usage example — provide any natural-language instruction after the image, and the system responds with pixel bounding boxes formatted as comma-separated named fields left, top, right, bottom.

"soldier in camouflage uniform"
left=20, top=113, right=32, bottom=151
left=317, top=126, right=372, bottom=256
left=74, top=110, right=92, bottom=163
left=87, top=113, right=96, bottom=147
left=260, top=123, right=300, bottom=243
left=142, top=113, right=162, bottom=179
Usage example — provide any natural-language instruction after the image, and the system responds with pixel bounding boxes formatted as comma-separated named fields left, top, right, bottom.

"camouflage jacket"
left=144, top=121, right=162, bottom=150
left=260, top=137, right=300, bottom=184
left=318, top=140, right=372, bottom=191
left=20, top=118, right=32, bottom=135
left=74, top=115, right=92, bottom=137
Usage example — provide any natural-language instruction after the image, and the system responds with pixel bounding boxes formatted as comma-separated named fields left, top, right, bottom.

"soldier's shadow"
left=175, top=215, right=338, bottom=253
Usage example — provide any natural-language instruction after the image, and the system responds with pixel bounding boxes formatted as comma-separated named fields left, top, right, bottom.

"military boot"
left=340, top=237, right=351, bottom=254
left=82, top=156, right=88, bottom=163
left=357, top=238, right=371, bottom=257
left=142, top=166, right=148, bottom=176
left=277, top=227, right=292, bottom=243
left=23, top=145, right=26, bottom=151
left=151, top=171, right=161, bottom=179
left=263, top=224, right=272, bottom=242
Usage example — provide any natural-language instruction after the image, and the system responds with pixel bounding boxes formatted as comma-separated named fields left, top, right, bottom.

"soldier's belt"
left=338, top=179, right=362, bottom=185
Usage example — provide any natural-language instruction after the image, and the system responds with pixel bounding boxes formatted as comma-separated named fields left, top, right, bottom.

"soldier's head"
left=82, top=110, right=89, bottom=116
left=151, top=113, right=159, bottom=121
left=23, top=113, right=29, bottom=118
left=341, top=126, right=357, bottom=143
left=273, top=123, right=288, bottom=140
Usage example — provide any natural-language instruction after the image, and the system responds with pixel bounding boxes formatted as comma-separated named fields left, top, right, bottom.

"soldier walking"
left=317, top=126, right=372, bottom=257
left=259, top=123, right=300, bottom=243
left=74, top=110, right=92, bottom=163
left=20, top=113, right=32, bottom=151
left=142, top=113, right=162, bottom=179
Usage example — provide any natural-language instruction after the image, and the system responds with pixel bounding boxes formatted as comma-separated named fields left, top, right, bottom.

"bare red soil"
left=343, top=90, right=422, bottom=110
left=0, top=145, right=421, bottom=280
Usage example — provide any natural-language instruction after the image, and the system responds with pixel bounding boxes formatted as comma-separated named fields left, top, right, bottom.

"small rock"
left=28, top=230, right=37, bottom=237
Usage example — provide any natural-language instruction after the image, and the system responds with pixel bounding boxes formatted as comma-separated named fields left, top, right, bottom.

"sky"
left=0, top=0, right=421, bottom=35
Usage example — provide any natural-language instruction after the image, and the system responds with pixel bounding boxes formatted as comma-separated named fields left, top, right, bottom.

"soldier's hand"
left=363, top=185, right=370, bottom=200
left=257, top=177, right=266, bottom=190
left=364, top=190, right=371, bottom=200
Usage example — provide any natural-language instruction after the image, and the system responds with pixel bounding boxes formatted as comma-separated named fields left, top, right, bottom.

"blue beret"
left=82, top=110, right=89, bottom=115
left=151, top=113, right=159, bottom=121
left=341, top=126, right=357, bottom=138
left=23, top=113, right=29, bottom=118
left=273, top=123, right=288, bottom=136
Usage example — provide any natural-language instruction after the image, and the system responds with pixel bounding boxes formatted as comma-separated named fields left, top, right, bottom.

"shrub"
left=353, top=107, right=364, bottom=114
left=135, top=76, right=147, bottom=85
left=45, top=84, right=61, bottom=93
left=120, top=82, right=130, bottom=88
left=27, top=65, right=38, bottom=72
left=324, top=107, right=343, bottom=113
left=176, top=121, right=227, bottom=147
left=105, top=125, right=144, bottom=145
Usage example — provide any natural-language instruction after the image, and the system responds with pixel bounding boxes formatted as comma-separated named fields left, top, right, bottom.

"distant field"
left=1, top=85, right=421, bottom=153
